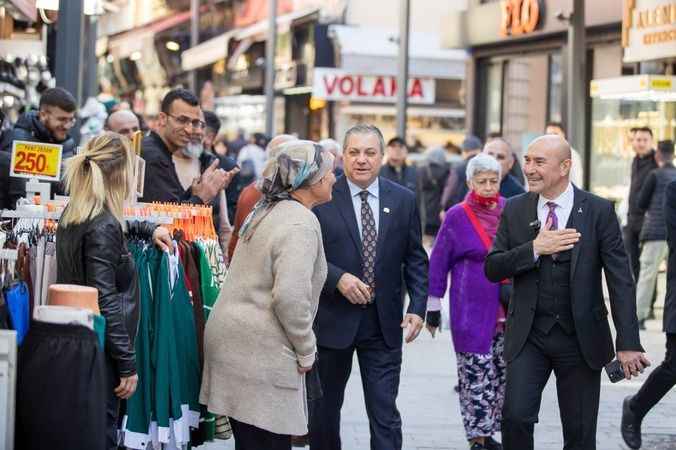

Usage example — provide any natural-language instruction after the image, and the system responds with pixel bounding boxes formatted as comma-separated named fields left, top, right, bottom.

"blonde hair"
left=61, top=132, right=135, bottom=227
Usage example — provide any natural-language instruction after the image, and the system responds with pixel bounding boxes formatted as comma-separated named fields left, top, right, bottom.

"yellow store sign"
left=10, top=140, right=63, bottom=181
left=623, top=0, right=676, bottom=62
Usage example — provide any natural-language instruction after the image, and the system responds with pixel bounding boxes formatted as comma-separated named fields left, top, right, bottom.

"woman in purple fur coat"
left=425, top=153, right=509, bottom=450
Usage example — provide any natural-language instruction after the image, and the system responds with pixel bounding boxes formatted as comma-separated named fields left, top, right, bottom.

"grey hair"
left=343, top=124, right=385, bottom=154
left=466, top=153, right=501, bottom=180
left=319, top=138, right=342, bottom=157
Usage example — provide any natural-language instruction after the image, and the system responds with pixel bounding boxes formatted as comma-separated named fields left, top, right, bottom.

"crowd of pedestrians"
left=1, top=84, right=675, bottom=450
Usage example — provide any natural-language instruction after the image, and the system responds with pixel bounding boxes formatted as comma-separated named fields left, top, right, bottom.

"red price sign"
left=10, top=140, right=63, bottom=181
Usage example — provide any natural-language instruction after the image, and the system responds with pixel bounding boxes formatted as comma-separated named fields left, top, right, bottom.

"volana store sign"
left=623, top=0, right=676, bottom=62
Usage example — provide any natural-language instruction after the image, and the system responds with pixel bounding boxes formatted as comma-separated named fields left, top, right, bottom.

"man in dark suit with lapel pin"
left=485, top=134, right=649, bottom=450
left=310, top=124, right=428, bottom=450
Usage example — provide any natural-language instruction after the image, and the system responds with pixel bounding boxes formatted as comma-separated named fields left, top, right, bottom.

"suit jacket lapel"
left=526, top=192, right=540, bottom=240
left=334, top=177, right=362, bottom=254
left=568, top=187, right=588, bottom=284
left=376, top=178, right=392, bottom=264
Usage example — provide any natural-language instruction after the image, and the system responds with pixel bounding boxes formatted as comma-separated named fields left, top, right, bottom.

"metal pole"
left=265, top=0, right=278, bottom=137
left=55, top=0, right=85, bottom=105
left=396, top=0, right=410, bottom=140
left=82, top=15, right=98, bottom=101
left=190, top=0, right=199, bottom=93
left=567, top=0, right=586, bottom=157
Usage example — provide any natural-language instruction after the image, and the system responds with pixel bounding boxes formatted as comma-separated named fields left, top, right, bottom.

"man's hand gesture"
left=192, top=160, right=239, bottom=204
left=533, top=218, right=581, bottom=256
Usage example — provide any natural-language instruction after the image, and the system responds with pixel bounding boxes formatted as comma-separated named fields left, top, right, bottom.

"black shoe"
left=622, top=396, right=642, bottom=449
left=484, top=436, right=503, bottom=450
left=470, top=443, right=488, bottom=450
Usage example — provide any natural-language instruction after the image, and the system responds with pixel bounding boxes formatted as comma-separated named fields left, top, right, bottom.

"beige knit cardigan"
left=200, top=200, right=327, bottom=435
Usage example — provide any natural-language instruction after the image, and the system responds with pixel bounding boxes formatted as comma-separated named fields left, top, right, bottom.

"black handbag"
left=305, top=357, right=323, bottom=402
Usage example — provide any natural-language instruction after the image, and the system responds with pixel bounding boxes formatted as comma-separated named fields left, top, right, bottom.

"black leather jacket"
left=56, top=210, right=156, bottom=376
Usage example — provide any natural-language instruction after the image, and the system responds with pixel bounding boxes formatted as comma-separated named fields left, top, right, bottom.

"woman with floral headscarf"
left=200, top=140, right=336, bottom=450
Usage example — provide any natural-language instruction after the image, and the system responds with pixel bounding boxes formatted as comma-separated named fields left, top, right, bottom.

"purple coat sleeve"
left=428, top=211, right=457, bottom=299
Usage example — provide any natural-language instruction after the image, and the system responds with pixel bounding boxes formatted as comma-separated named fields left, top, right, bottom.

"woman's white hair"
left=466, top=153, right=501, bottom=180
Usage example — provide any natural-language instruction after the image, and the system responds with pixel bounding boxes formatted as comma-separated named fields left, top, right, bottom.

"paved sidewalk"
left=204, top=324, right=676, bottom=450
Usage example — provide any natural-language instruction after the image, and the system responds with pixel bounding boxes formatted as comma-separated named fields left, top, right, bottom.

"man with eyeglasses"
left=140, top=88, right=237, bottom=206
left=0, top=87, right=78, bottom=207
left=2, top=87, right=78, bottom=157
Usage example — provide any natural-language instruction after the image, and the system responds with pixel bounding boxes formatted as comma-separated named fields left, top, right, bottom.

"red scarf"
left=466, top=191, right=504, bottom=239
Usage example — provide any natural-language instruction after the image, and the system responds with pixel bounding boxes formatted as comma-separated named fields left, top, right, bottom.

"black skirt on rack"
left=15, top=320, right=106, bottom=450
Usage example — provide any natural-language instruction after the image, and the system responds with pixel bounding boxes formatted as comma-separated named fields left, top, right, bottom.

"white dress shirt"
left=347, top=177, right=380, bottom=237
left=537, top=182, right=575, bottom=231
left=534, top=182, right=575, bottom=260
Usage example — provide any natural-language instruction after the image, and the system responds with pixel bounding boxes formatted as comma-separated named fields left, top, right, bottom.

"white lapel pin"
left=578, top=207, right=583, bottom=213
left=384, top=207, right=391, bottom=214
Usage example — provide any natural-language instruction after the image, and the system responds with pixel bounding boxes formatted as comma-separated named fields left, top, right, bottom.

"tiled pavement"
left=203, top=321, right=676, bottom=450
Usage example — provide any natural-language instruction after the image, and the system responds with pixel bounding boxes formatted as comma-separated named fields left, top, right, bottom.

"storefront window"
left=502, top=54, right=548, bottom=155
left=486, top=62, right=503, bottom=135
left=548, top=53, right=563, bottom=123
left=590, top=99, right=676, bottom=203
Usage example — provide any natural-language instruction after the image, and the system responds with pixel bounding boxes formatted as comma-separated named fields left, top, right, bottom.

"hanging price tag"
left=10, top=140, right=63, bottom=181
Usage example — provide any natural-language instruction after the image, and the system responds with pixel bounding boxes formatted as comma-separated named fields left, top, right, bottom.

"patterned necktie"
left=545, top=201, right=558, bottom=230
left=360, top=190, right=377, bottom=301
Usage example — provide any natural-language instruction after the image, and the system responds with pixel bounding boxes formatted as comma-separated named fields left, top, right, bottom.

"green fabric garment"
left=123, top=244, right=154, bottom=448
left=195, top=241, right=219, bottom=441
left=123, top=244, right=212, bottom=448
left=93, top=314, right=106, bottom=350
left=148, top=248, right=185, bottom=442
left=170, top=260, right=202, bottom=423
left=196, top=241, right=220, bottom=321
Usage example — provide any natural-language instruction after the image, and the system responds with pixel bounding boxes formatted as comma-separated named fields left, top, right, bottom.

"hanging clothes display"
left=122, top=202, right=230, bottom=449
left=2, top=202, right=229, bottom=448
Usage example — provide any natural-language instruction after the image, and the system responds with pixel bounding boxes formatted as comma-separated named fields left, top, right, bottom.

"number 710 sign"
left=10, top=140, right=63, bottom=181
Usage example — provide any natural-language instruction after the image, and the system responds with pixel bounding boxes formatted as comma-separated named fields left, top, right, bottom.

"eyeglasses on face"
left=168, top=114, right=206, bottom=130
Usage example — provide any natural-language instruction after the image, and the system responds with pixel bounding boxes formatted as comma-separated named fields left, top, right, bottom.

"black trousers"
left=630, top=333, right=676, bottom=419
left=502, top=326, right=601, bottom=450
left=310, top=304, right=403, bottom=450
left=16, top=321, right=106, bottom=450
left=230, top=417, right=291, bottom=450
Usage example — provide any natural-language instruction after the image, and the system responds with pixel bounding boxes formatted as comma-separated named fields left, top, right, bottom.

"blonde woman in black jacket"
left=56, top=132, right=172, bottom=449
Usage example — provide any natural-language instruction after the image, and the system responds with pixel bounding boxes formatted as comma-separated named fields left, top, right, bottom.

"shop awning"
left=181, top=30, right=238, bottom=72
left=329, top=25, right=467, bottom=79
left=590, top=75, right=676, bottom=102
left=235, top=7, right=320, bottom=42
left=108, top=10, right=192, bottom=59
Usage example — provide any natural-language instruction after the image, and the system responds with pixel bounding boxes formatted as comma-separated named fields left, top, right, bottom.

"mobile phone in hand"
left=605, top=359, right=625, bottom=383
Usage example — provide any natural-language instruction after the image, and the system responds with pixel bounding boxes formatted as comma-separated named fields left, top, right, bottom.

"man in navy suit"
left=310, top=124, right=429, bottom=450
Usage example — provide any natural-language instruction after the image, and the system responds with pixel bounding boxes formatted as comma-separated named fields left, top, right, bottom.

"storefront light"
left=309, top=97, right=326, bottom=111
left=36, top=0, right=59, bottom=10
left=599, top=91, right=676, bottom=102
left=37, top=0, right=102, bottom=14
left=591, top=76, right=676, bottom=103
left=166, top=41, right=181, bottom=52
